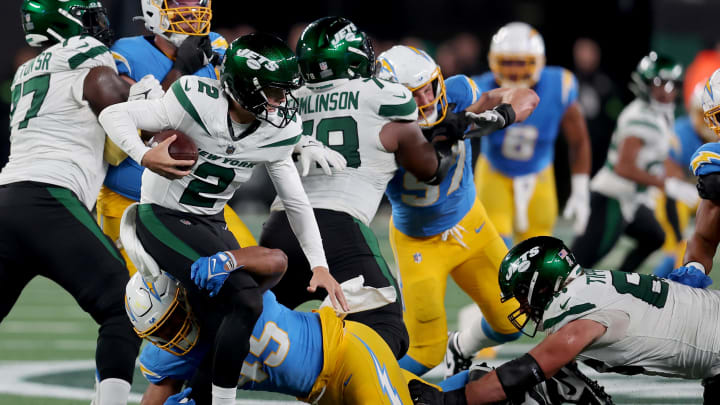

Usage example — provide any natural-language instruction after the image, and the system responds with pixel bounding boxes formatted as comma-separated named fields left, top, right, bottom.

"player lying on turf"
left=125, top=254, right=612, bottom=405
left=461, top=236, right=720, bottom=405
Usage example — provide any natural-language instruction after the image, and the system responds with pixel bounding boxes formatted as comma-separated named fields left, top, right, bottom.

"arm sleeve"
left=98, top=87, right=186, bottom=164
left=266, top=157, right=329, bottom=269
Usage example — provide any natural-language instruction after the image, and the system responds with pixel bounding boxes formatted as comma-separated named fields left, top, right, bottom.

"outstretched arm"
left=379, top=121, right=444, bottom=183
left=465, top=319, right=606, bottom=404
left=561, top=102, right=592, bottom=176
left=466, top=87, right=539, bottom=122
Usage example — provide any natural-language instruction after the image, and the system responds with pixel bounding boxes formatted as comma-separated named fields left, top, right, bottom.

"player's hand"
left=420, top=105, right=469, bottom=142
left=668, top=264, right=713, bottom=288
left=562, top=174, right=591, bottom=234
left=141, top=135, right=195, bottom=179
left=308, top=266, right=349, bottom=312
left=664, top=177, right=699, bottom=207
left=464, top=103, right=516, bottom=138
left=191, top=251, right=242, bottom=297
left=164, top=387, right=195, bottom=405
left=174, top=35, right=212, bottom=75
left=128, top=75, right=164, bottom=101
left=295, top=136, right=347, bottom=176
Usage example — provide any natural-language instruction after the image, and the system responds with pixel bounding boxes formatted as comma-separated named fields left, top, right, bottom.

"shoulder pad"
left=363, top=78, right=418, bottom=121
left=445, top=74, right=479, bottom=112
left=209, top=32, right=229, bottom=54
left=690, top=142, right=720, bottom=176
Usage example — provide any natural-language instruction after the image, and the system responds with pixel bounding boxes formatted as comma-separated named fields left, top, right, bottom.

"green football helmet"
left=630, top=51, right=683, bottom=100
left=296, top=16, right=375, bottom=84
left=21, top=0, right=113, bottom=47
left=221, top=33, right=302, bottom=128
left=499, top=236, right=579, bottom=337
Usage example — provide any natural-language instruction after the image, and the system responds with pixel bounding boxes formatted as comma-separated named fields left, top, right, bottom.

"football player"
left=464, top=236, right=720, bottom=404
left=98, top=33, right=348, bottom=405
left=97, top=0, right=257, bottom=275
left=472, top=22, right=592, bottom=245
left=375, top=45, right=539, bottom=377
left=652, top=83, right=714, bottom=278
left=259, top=17, right=467, bottom=359
left=572, top=52, right=698, bottom=273
left=673, top=68, right=720, bottom=280
left=0, top=1, right=157, bottom=403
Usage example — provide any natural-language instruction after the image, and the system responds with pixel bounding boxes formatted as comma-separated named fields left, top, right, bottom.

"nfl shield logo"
left=413, top=253, right=422, bottom=263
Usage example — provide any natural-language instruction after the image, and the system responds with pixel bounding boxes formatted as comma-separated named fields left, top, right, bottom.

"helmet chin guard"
left=138, top=0, right=211, bottom=47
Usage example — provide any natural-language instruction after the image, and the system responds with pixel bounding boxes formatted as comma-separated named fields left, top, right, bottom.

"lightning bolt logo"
left=691, top=150, right=720, bottom=175
left=351, top=333, right=403, bottom=405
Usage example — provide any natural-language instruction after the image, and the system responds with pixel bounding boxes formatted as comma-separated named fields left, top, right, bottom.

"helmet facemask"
left=224, top=79, right=300, bottom=129
left=76, top=5, right=113, bottom=45
left=489, top=53, right=545, bottom=88
left=411, top=68, right=449, bottom=128
left=158, top=0, right=211, bottom=36
left=704, top=104, right=720, bottom=138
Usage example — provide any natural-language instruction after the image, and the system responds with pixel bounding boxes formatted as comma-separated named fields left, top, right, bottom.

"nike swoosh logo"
left=78, top=42, right=89, bottom=49
left=559, top=298, right=571, bottom=310
left=344, top=374, right=353, bottom=386
left=475, top=222, right=486, bottom=233
left=392, top=93, right=407, bottom=99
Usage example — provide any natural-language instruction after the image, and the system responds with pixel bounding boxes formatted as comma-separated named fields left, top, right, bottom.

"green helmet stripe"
left=542, top=303, right=596, bottom=330
left=171, top=81, right=211, bottom=136
left=68, top=45, right=109, bottom=69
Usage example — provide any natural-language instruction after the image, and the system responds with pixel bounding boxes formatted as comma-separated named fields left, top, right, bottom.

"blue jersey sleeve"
left=138, top=343, right=207, bottom=384
left=691, top=142, right=720, bottom=176
left=560, top=68, right=579, bottom=111
left=110, top=38, right=136, bottom=77
left=445, top=75, right=480, bottom=112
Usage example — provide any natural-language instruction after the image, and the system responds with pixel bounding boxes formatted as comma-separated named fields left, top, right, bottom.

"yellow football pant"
left=96, top=186, right=257, bottom=276
left=475, top=157, right=557, bottom=243
left=302, top=308, right=413, bottom=405
left=389, top=199, right=521, bottom=369
left=655, top=192, right=693, bottom=266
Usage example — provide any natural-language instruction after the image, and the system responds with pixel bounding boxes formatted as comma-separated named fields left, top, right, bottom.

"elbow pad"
left=697, top=173, right=720, bottom=201
left=425, top=140, right=457, bottom=186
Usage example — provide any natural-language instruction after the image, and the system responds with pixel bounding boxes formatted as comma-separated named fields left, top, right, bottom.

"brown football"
left=149, top=129, right=199, bottom=163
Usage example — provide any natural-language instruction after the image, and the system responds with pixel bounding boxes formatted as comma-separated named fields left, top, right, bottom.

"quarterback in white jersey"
left=0, top=1, right=165, bottom=404
left=572, top=52, right=697, bottom=273
left=464, top=236, right=720, bottom=404
left=260, top=17, right=456, bottom=359
left=100, top=33, right=348, bottom=404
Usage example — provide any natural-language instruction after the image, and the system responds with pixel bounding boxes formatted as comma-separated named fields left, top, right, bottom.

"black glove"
left=464, top=103, right=516, bottom=138
left=173, top=35, right=212, bottom=75
left=420, top=104, right=471, bottom=143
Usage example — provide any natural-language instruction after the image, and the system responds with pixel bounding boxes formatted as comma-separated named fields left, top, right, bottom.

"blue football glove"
left=190, top=251, right=242, bottom=297
left=164, top=387, right=194, bottom=405
left=668, top=264, right=713, bottom=288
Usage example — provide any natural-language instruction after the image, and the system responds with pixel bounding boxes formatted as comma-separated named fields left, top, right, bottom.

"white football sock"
left=93, top=378, right=131, bottom=405
left=457, top=317, right=501, bottom=357
left=212, top=384, right=237, bottom=405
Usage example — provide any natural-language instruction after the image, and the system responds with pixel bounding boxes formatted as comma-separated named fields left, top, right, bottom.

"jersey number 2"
left=179, top=162, right=235, bottom=208
left=10, top=75, right=50, bottom=130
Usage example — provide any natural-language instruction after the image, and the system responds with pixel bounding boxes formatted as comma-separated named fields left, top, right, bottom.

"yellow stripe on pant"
left=654, top=192, right=693, bottom=266
left=389, top=198, right=521, bottom=369
left=474, top=157, right=557, bottom=242
left=96, top=186, right=257, bottom=276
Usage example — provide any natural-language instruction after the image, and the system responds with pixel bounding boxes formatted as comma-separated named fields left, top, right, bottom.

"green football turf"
left=0, top=211, right=709, bottom=404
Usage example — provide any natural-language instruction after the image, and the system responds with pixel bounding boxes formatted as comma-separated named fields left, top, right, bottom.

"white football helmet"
left=137, top=0, right=212, bottom=47
left=488, top=22, right=546, bottom=88
left=125, top=272, right=199, bottom=356
left=702, top=68, right=720, bottom=138
left=689, top=81, right=717, bottom=142
left=377, top=45, right=448, bottom=127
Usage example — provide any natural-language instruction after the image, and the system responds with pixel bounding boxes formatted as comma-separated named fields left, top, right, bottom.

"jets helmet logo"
left=331, top=23, right=360, bottom=46
left=506, top=246, right=541, bottom=281
left=237, top=49, right=279, bottom=71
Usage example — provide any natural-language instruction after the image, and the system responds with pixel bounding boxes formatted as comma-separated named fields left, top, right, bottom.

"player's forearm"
left=267, top=158, right=329, bottom=269
left=562, top=104, right=591, bottom=175
left=684, top=199, right=720, bottom=272
left=614, top=163, right=664, bottom=188
left=500, top=88, right=538, bottom=122
left=161, top=69, right=183, bottom=91
left=225, top=247, right=288, bottom=291
left=98, top=102, right=152, bottom=164
left=465, top=370, right=507, bottom=405
left=568, top=135, right=591, bottom=175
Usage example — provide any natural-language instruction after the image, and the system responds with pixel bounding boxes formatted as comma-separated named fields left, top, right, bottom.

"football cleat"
left=547, top=362, right=614, bottom=405
left=444, top=331, right=473, bottom=379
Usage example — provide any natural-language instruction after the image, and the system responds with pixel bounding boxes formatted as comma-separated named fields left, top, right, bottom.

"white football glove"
left=128, top=74, right=165, bottom=101
left=665, top=177, right=700, bottom=207
left=294, top=136, right=347, bottom=176
left=563, top=174, right=591, bottom=234
left=464, top=109, right=506, bottom=138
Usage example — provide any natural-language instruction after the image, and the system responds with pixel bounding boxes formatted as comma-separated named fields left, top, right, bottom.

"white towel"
left=513, top=173, right=538, bottom=234
left=319, top=275, right=397, bottom=315
left=119, top=203, right=162, bottom=282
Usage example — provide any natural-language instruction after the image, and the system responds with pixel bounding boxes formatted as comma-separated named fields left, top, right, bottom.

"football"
left=149, top=129, right=199, bottom=163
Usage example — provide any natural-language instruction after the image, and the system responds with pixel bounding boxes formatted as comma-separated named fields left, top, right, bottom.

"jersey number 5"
left=238, top=321, right=290, bottom=386
left=10, top=75, right=50, bottom=130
